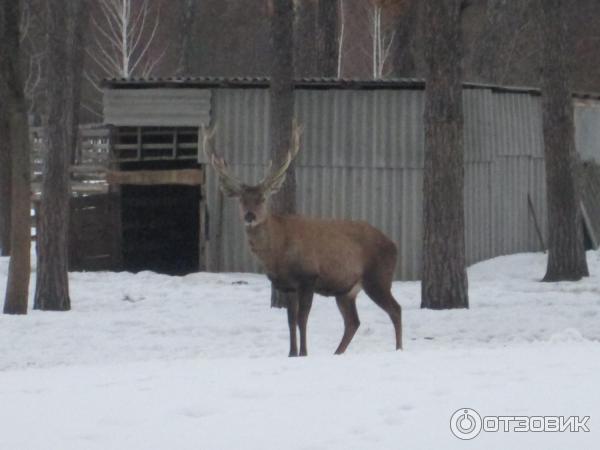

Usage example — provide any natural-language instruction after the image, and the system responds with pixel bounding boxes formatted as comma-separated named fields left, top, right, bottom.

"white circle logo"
left=450, top=408, right=482, bottom=440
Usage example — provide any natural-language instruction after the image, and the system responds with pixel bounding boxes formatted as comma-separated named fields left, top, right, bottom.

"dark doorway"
left=121, top=183, right=200, bottom=275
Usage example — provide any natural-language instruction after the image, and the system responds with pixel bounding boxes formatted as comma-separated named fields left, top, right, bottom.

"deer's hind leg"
left=363, top=264, right=403, bottom=350
left=334, top=287, right=361, bottom=355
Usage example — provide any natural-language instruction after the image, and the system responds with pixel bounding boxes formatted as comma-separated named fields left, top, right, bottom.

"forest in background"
left=14, top=0, right=600, bottom=124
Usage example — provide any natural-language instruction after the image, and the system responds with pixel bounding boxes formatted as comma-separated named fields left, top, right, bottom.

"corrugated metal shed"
left=580, top=161, right=600, bottom=249
left=102, top=78, right=600, bottom=280
left=104, top=88, right=211, bottom=126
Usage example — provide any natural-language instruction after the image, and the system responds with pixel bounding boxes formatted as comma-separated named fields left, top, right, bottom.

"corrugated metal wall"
left=575, top=100, right=600, bottom=163
left=201, top=86, right=597, bottom=280
left=104, top=89, right=211, bottom=127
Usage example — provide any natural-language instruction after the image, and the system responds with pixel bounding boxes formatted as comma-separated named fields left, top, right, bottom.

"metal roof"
left=101, top=76, right=600, bottom=100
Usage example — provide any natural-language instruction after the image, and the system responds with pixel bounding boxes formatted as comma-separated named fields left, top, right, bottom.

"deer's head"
left=202, top=124, right=301, bottom=227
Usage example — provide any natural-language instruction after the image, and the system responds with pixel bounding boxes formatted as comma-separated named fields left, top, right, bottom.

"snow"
left=1, top=248, right=599, bottom=449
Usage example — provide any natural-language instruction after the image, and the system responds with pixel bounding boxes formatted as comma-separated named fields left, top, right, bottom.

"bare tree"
left=85, top=0, right=166, bottom=116
left=363, top=0, right=405, bottom=79
left=2, top=0, right=32, bottom=314
left=337, top=0, right=345, bottom=77
left=269, top=0, right=296, bottom=308
left=20, top=0, right=44, bottom=117
left=34, top=0, right=90, bottom=311
left=421, top=0, right=469, bottom=310
left=83, top=0, right=166, bottom=116
left=538, top=0, right=589, bottom=281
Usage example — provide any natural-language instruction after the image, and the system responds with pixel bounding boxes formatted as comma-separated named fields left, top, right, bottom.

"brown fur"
left=244, top=212, right=403, bottom=356
left=203, top=125, right=402, bottom=356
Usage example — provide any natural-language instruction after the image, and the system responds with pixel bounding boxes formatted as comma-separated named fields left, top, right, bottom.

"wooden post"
left=173, top=128, right=178, bottom=159
left=136, top=127, right=142, bottom=160
left=198, top=181, right=207, bottom=271
left=527, top=193, right=546, bottom=252
left=108, top=125, right=122, bottom=270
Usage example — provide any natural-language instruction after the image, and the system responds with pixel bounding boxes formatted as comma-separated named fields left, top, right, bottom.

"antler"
left=201, top=124, right=243, bottom=197
left=259, top=121, right=302, bottom=193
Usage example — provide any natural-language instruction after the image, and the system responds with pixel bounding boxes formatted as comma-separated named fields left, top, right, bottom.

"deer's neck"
left=245, top=215, right=284, bottom=265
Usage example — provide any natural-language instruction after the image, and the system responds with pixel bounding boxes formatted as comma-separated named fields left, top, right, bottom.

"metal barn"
left=101, top=78, right=600, bottom=279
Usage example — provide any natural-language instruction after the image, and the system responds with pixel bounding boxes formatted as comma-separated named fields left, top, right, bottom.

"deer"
left=202, top=124, right=402, bottom=357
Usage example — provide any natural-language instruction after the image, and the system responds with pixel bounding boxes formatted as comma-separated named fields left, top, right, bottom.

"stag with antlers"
left=202, top=124, right=402, bottom=356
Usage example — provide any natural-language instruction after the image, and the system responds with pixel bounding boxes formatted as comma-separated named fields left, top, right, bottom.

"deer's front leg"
left=287, top=294, right=299, bottom=357
left=297, top=286, right=314, bottom=357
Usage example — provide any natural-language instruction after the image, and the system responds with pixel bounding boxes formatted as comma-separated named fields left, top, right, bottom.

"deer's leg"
left=364, top=283, right=402, bottom=350
left=297, top=286, right=314, bottom=357
left=287, top=293, right=299, bottom=357
left=334, top=294, right=360, bottom=355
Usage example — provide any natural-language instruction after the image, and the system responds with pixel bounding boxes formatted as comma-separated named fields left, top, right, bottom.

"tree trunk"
left=471, top=0, right=506, bottom=83
left=317, top=0, right=338, bottom=77
left=421, top=0, right=469, bottom=310
left=391, top=0, right=418, bottom=77
left=0, top=96, right=11, bottom=256
left=269, top=0, right=296, bottom=308
left=294, top=0, right=318, bottom=77
left=33, top=0, right=74, bottom=311
left=2, top=0, right=32, bottom=315
left=175, top=0, right=197, bottom=76
left=67, top=0, right=89, bottom=165
left=538, top=0, right=589, bottom=281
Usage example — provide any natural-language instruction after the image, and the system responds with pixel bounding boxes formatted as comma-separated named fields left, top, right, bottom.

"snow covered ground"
left=1, top=249, right=599, bottom=449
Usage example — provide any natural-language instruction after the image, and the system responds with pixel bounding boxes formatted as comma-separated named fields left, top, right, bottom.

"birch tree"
left=365, top=0, right=405, bottom=79
left=86, top=0, right=165, bottom=87
left=338, top=0, right=345, bottom=77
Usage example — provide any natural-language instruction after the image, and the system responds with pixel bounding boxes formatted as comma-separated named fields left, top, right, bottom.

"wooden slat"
left=107, top=169, right=204, bottom=186
left=70, top=165, right=107, bottom=174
